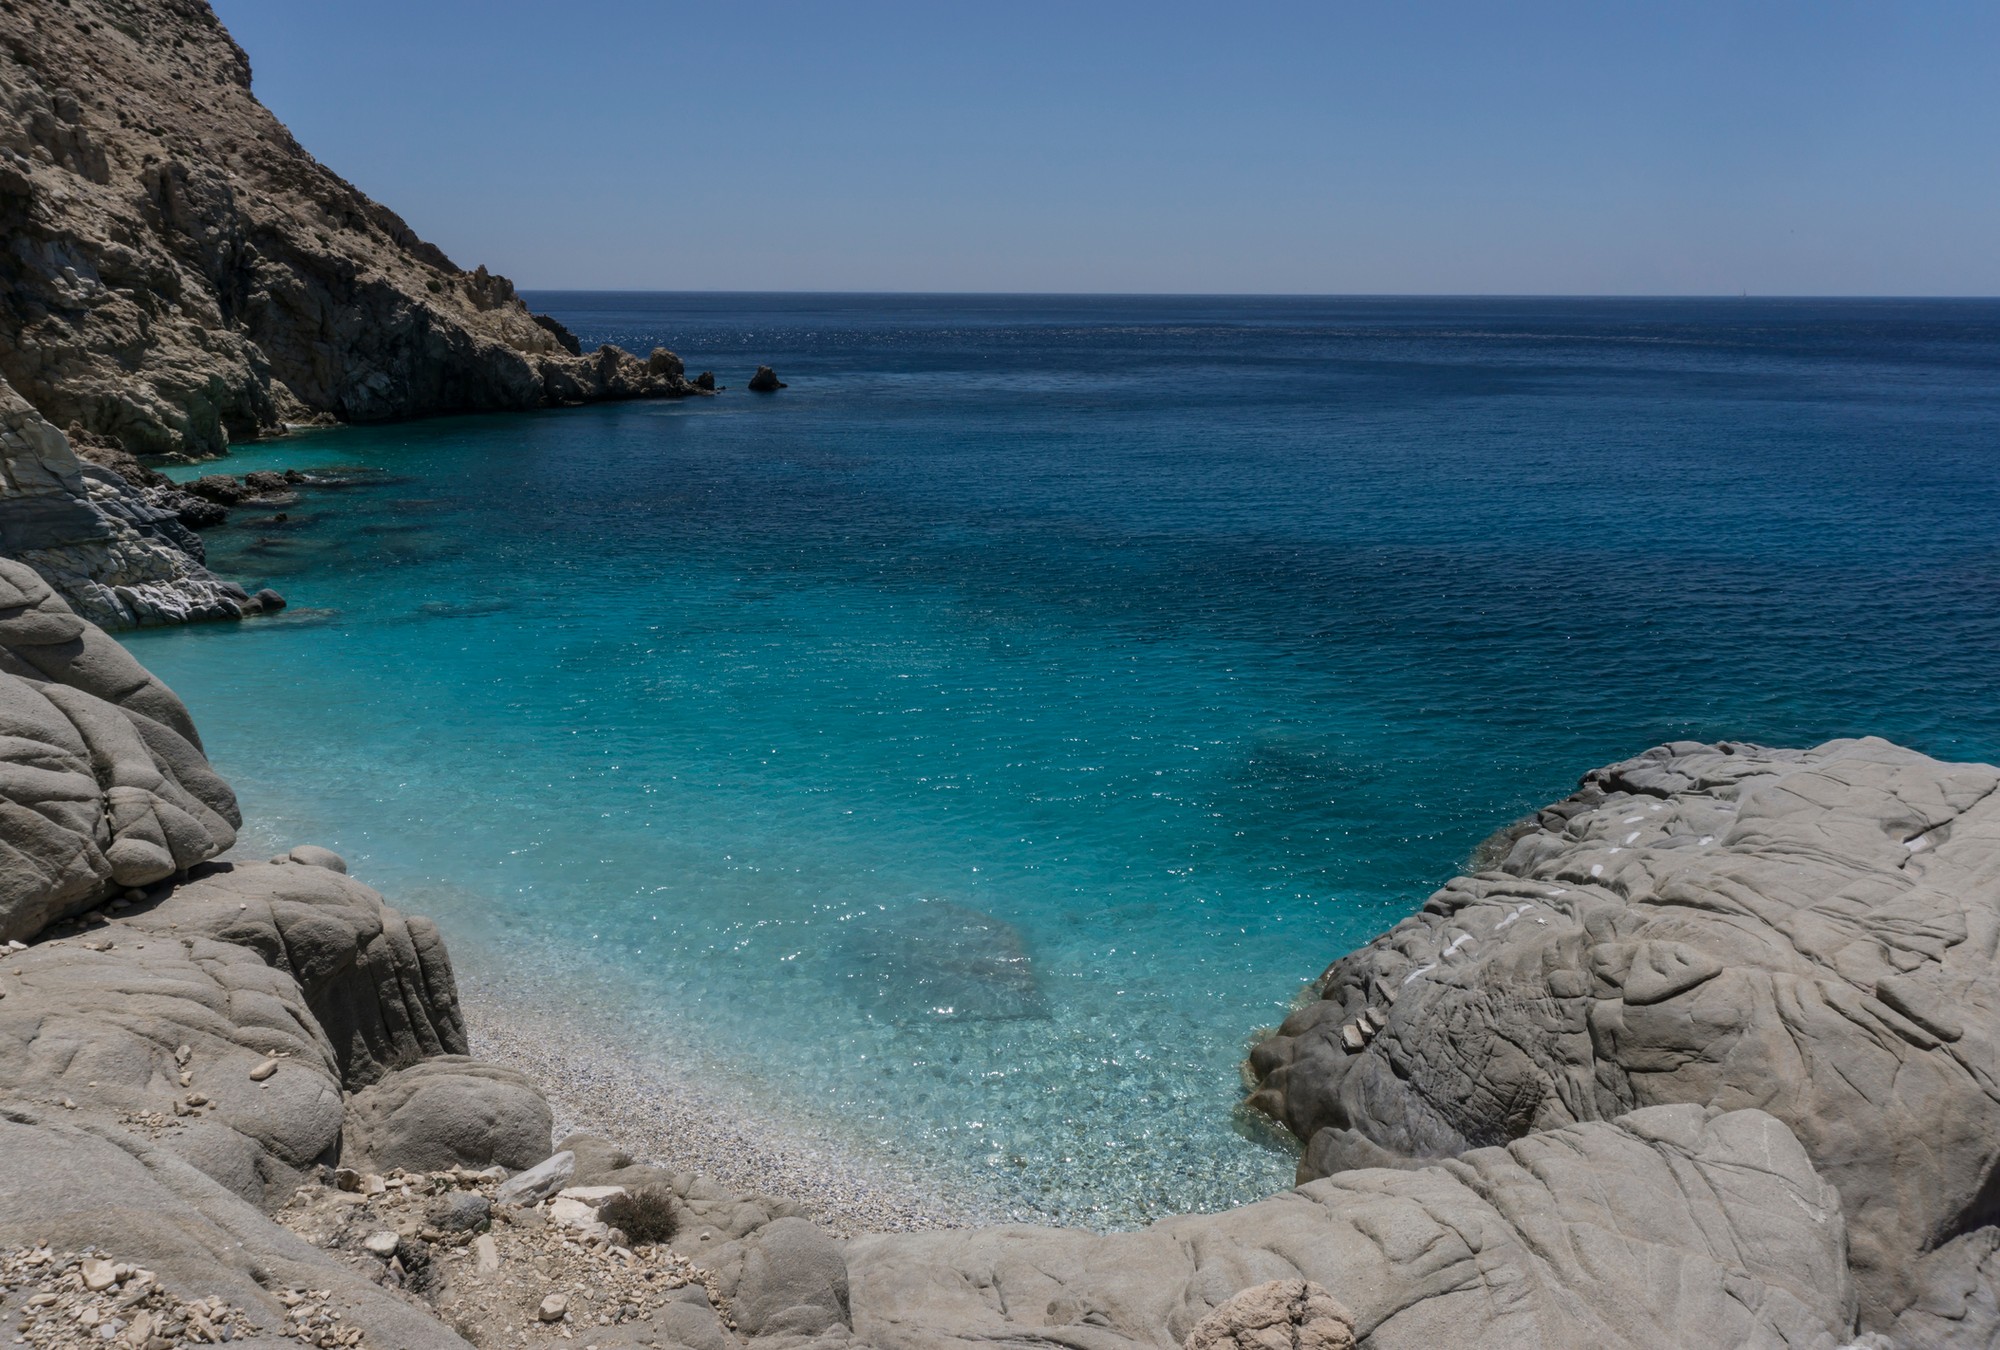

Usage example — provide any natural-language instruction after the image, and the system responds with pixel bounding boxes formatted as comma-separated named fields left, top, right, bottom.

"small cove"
left=129, top=294, right=2000, bottom=1224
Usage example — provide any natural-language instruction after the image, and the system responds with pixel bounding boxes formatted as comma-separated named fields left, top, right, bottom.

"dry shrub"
left=598, top=1185, right=679, bottom=1245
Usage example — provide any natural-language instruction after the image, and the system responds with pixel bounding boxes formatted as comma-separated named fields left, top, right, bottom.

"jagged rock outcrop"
left=0, top=0, right=699, bottom=622
left=2, top=374, right=265, bottom=624
left=1246, top=737, right=2000, bottom=1332
left=847, top=1105, right=1853, bottom=1350
left=0, top=0, right=698, bottom=461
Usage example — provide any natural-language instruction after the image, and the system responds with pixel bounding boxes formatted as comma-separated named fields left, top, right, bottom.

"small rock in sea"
left=538, top=1293, right=569, bottom=1322
left=694, top=371, right=716, bottom=390
left=747, top=365, right=786, bottom=392
left=248, top=1059, right=278, bottom=1081
left=362, top=1231, right=401, bottom=1259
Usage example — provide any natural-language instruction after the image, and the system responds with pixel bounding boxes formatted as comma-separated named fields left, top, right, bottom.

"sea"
left=124, top=293, right=2000, bottom=1225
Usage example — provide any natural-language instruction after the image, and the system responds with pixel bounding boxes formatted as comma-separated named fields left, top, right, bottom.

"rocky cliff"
left=0, top=0, right=698, bottom=622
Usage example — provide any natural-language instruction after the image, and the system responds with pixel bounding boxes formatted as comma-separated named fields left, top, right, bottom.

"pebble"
left=80, top=1256, right=117, bottom=1290
left=362, top=1230, right=400, bottom=1258
left=539, top=1293, right=569, bottom=1322
left=248, top=1058, right=278, bottom=1081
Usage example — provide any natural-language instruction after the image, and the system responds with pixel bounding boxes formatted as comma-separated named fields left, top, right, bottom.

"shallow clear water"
left=130, top=294, right=2000, bottom=1223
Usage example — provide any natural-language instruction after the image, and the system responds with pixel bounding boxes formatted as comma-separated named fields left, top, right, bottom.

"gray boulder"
left=1246, top=737, right=2000, bottom=1330
left=0, top=907, right=346, bottom=1204
left=848, top=1105, right=1851, bottom=1350
left=728, top=1216, right=851, bottom=1340
left=341, top=1055, right=551, bottom=1174
left=0, top=559, right=239, bottom=940
left=495, top=1150, right=576, bottom=1207
left=116, top=859, right=468, bottom=1087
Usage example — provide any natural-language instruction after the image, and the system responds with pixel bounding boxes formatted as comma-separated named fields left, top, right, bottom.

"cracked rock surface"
left=846, top=1105, right=1851, bottom=1350
left=1248, top=736, right=2000, bottom=1330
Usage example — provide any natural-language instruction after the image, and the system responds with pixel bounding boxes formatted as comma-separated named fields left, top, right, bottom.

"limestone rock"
left=1245, top=737, right=2000, bottom=1330
left=847, top=1106, right=1852, bottom=1350
left=1184, top=1280, right=1356, bottom=1350
left=495, top=1150, right=576, bottom=1208
left=747, top=366, right=787, bottom=392
left=340, top=1055, right=551, bottom=1174
left=0, top=0, right=701, bottom=470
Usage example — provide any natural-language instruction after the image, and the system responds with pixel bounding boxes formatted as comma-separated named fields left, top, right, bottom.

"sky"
left=210, top=0, right=2000, bottom=296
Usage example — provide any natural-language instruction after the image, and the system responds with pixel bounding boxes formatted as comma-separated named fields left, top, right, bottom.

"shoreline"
left=458, top=984, right=999, bottom=1238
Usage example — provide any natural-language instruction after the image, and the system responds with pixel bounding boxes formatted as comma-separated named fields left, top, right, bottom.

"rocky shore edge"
left=0, top=0, right=708, bottom=629
left=0, top=556, right=1992, bottom=1347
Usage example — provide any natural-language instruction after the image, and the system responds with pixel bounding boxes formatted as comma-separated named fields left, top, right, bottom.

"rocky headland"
left=0, top=558, right=1991, bottom=1346
left=0, top=0, right=702, bottom=625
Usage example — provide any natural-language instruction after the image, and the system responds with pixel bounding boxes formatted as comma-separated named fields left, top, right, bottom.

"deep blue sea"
left=128, top=294, right=2000, bottom=1223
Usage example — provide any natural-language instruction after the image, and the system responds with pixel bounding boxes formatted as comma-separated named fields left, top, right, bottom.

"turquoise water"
left=130, top=295, right=2000, bottom=1223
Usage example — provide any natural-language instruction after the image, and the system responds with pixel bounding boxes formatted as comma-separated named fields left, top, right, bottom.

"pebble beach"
left=461, top=989, right=993, bottom=1237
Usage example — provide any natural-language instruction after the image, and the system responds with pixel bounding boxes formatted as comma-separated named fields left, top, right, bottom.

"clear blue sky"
left=211, top=0, right=1999, bottom=295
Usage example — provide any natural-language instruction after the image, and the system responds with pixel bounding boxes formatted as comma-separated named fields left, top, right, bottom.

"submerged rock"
left=838, top=897, right=1045, bottom=1021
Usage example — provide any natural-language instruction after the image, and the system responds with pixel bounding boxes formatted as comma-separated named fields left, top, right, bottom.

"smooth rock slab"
left=0, top=559, right=238, bottom=940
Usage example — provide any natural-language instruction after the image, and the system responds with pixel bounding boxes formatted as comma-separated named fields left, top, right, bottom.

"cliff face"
left=0, top=0, right=695, bottom=621
left=0, top=0, right=693, bottom=460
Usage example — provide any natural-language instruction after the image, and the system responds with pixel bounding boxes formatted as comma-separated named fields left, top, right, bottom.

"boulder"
left=0, top=561, right=239, bottom=940
left=115, top=860, right=469, bottom=1087
left=340, top=1055, right=551, bottom=1174
left=747, top=366, right=787, bottom=392
left=848, top=1106, right=1852, bottom=1350
left=0, top=914, right=346, bottom=1204
left=1246, top=737, right=2000, bottom=1330
left=729, top=1217, right=850, bottom=1340
left=495, top=1150, right=576, bottom=1207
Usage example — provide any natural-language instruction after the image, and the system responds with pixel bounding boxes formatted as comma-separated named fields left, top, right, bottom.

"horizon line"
left=513, top=288, right=2000, bottom=302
